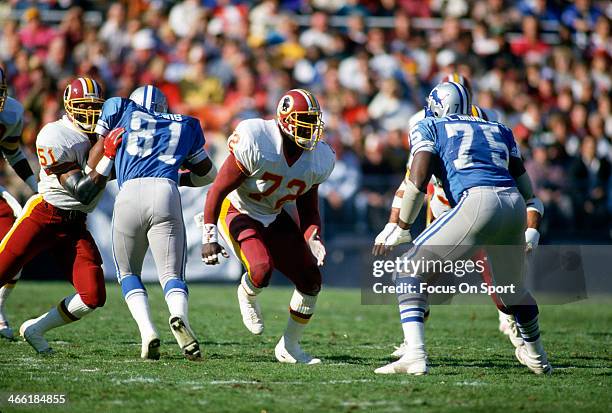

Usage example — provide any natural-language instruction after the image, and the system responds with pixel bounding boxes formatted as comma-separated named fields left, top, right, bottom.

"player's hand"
left=373, top=223, right=412, bottom=255
left=525, top=228, right=540, bottom=253
left=202, top=242, right=229, bottom=264
left=307, top=228, right=326, bottom=266
left=103, top=127, right=125, bottom=160
left=201, top=223, right=229, bottom=264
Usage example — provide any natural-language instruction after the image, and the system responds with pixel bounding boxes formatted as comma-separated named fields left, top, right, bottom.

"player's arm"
left=375, top=151, right=433, bottom=254
left=179, top=157, right=216, bottom=187
left=372, top=176, right=405, bottom=256
left=0, top=123, right=38, bottom=192
left=58, top=128, right=124, bottom=205
left=179, top=119, right=217, bottom=187
left=509, top=156, right=544, bottom=251
left=200, top=153, right=247, bottom=264
left=296, top=184, right=326, bottom=266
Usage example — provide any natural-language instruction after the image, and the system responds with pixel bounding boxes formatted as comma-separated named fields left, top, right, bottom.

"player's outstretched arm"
left=60, top=128, right=124, bottom=205
left=509, top=156, right=544, bottom=251
left=179, top=157, right=217, bottom=187
left=372, top=179, right=405, bottom=256
left=379, top=152, right=433, bottom=253
left=201, top=153, right=247, bottom=264
left=296, top=184, right=326, bottom=266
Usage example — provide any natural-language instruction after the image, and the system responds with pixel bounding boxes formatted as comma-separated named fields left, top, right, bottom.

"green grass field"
left=0, top=282, right=610, bottom=413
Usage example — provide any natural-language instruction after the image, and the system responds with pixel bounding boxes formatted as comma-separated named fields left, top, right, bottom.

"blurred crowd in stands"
left=0, top=0, right=610, bottom=241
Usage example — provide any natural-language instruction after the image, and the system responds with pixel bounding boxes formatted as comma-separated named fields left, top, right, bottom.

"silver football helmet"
left=426, top=82, right=471, bottom=117
left=129, top=85, right=168, bottom=113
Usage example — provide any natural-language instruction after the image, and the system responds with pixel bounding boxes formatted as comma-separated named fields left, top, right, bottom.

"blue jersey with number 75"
left=410, top=114, right=521, bottom=206
left=95, top=97, right=207, bottom=188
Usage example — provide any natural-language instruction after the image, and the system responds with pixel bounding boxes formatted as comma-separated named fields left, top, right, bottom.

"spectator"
left=18, top=7, right=56, bottom=59
left=569, top=136, right=611, bottom=232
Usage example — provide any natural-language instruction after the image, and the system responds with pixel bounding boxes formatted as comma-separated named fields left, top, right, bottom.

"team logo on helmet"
left=430, top=89, right=446, bottom=107
left=278, top=95, right=294, bottom=115
left=276, top=89, right=323, bottom=151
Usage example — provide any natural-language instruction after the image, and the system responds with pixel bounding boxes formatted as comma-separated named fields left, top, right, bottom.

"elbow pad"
left=398, top=179, right=426, bottom=226
left=526, top=197, right=544, bottom=217
left=63, top=172, right=103, bottom=205
left=189, top=163, right=217, bottom=187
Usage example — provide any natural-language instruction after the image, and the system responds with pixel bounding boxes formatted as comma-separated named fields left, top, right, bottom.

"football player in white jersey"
left=373, top=77, right=545, bottom=360
left=0, top=67, right=40, bottom=340
left=201, top=89, right=335, bottom=364
left=0, top=77, right=123, bottom=353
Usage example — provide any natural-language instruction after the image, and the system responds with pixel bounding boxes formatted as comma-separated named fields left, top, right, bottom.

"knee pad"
left=81, top=287, right=106, bottom=309
left=248, top=259, right=273, bottom=288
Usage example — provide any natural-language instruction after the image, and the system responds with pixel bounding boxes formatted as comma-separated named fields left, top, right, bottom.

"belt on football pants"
left=41, top=200, right=86, bottom=222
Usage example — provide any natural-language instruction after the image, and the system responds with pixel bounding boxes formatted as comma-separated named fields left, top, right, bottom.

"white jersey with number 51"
left=36, top=116, right=102, bottom=212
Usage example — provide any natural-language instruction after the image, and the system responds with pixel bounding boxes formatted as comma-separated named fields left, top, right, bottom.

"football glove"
left=372, top=223, right=412, bottom=256
left=307, top=228, right=326, bottom=267
left=525, top=228, right=540, bottom=253
left=103, top=127, right=125, bottom=160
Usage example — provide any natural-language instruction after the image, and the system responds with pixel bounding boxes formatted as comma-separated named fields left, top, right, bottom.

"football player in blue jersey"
left=94, top=85, right=216, bottom=360
left=375, top=82, right=552, bottom=376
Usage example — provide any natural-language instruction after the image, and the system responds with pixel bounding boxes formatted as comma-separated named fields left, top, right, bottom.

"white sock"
left=397, top=290, right=427, bottom=357
left=0, top=281, right=17, bottom=326
left=284, top=290, right=317, bottom=346
left=516, top=315, right=545, bottom=357
left=33, top=296, right=79, bottom=334
left=65, top=293, right=94, bottom=319
left=165, top=290, right=190, bottom=329
left=241, top=273, right=262, bottom=296
left=125, top=291, right=158, bottom=340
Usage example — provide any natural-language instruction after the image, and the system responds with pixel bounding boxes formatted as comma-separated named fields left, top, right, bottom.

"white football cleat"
left=169, top=316, right=201, bottom=361
left=237, top=284, right=264, bottom=335
left=19, top=319, right=52, bottom=354
left=0, top=321, right=14, bottom=340
left=375, top=353, right=428, bottom=375
left=515, top=346, right=553, bottom=375
left=498, top=310, right=511, bottom=335
left=140, top=334, right=161, bottom=360
left=275, top=336, right=321, bottom=365
left=505, top=316, right=525, bottom=349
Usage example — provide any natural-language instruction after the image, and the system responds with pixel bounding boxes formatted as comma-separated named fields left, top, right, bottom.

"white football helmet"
left=129, top=85, right=168, bottom=113
left=426, top=82, right=471, bottom=117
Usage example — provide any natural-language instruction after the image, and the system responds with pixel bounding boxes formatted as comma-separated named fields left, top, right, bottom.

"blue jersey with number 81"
left=410, top=114, right=521, bottom=206
left=96, top=97, right=207, bottom=188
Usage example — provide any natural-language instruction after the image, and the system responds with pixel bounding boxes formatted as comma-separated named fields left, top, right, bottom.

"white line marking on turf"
left=455, top=380, right=487, bottom=386
left=80, top=368, right=100, bottom=372
left=203, top=379, right=377, bottom=385
left=112, top=376, right=159, bottom=384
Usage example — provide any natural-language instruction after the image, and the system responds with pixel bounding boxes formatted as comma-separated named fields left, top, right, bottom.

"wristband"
left=95, top=156, right=114, bottom=177
left=203, top=223, right=218, bottom=244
